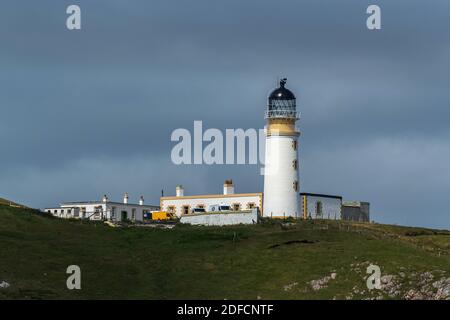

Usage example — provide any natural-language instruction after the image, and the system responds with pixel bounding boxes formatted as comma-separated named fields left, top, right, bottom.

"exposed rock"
left=404, top=289, right=426, bottom=300
left=404, top=275, right=450, bottom=300
left=432, top=278, right=450, bottom=300
left=379, top=275, right=401, bottom=297
left=309, top=272, right=337, bottom=291
left=311, top=276, right=330, bottom=290
left=381, top=275, right=394, bottom=285
left=283, top=282, right=298, bottom=291
left=419, top=272, right=434, bottom=285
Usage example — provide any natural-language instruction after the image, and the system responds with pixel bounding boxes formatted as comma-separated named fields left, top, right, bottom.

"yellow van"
left=151, top=211, right=175, bottom=221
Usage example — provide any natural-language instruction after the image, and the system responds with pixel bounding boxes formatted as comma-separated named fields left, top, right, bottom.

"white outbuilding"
left=301, top=193, right=342, bottom=220
left=44, top=193, right=160, bottom=222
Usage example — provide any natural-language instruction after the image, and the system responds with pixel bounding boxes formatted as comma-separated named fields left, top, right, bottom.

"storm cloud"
left=1, top=0, right=449, bottom=228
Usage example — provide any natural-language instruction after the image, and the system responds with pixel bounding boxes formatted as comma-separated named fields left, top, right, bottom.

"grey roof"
left=60, top=201, right=159, bottom=207
left=300, top=192, right=342, bottom=200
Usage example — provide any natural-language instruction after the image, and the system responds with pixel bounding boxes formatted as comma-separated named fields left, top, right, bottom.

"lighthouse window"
left=293, top=181, right=299, bottom=192
left=292, top=141, right=297, bottom=150
left=292, top=160, right=298, bottom=169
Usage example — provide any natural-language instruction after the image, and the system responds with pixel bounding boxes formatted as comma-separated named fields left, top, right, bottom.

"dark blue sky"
left=1, top=0, right=449, bottom=229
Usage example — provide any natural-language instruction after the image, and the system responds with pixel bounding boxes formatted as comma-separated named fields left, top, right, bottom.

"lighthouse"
left=263, top=78, right=301, bottom=218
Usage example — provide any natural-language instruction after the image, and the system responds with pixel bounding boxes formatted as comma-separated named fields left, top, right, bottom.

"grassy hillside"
left=0, top=197, right=26, bottom=208
left=0, top=204, right=449, bottom=300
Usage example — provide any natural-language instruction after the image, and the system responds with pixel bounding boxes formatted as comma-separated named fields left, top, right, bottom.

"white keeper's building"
left=45, top=193, right=160, bottom=222
left=160, top=181, right=262, bottom=217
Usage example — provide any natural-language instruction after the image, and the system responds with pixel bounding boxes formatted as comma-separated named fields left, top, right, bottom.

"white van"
left=209, top=204, right=232, bottom=212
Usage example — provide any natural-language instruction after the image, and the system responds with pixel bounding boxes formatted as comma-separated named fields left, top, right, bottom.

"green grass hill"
left=0, top=204, right=449, bottom=300
left=0, top=197, right=26, bottom=208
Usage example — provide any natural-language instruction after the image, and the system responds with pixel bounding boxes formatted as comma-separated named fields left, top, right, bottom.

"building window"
left=247, top=202, right=256, bottom=209
left=292, top=159, right=298, bottom=170
left=61, top=209, right=65, bottom=214
left=54, top=210, right=58, bottom=214
left=167, top=206, right=176, bottom=214
left=316, top=201, right=323, bottom=216
left=182, top=205, right=190, bottom=215
left=197, top=204, right=205, bottom=209
left=292, top=140, right=298, bottom=151
left=131, top=208, right=136, bottom=220
left=94, top=206, right=102, bottom=218
left=68, top=209, right=72, bottom=214
left=111, top=207, right=116, bottom=219
left=293, top=180, right=299, bottom=192
left=232, top=203, right=241, bottom=211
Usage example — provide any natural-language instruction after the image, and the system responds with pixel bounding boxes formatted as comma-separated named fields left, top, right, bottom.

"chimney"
left=176, top=185, right=184, bottom=197
left=102, top=194, right=108, bottom=203
left=139, top=196, right=144, bottom=206
left=123, top=192, right=129, bottom=204
left=223, top=179, right=234, bottom=195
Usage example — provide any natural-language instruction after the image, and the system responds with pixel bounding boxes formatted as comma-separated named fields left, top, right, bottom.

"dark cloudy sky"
left=1, top=0, right=449, bottom=229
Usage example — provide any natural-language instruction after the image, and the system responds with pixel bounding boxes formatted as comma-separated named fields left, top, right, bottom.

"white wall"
left=180, top=209, right=259, bottom=226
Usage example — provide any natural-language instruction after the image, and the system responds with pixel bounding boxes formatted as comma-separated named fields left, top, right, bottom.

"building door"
left=315, top=201, right=323, bottom=218
left=121, top=211, right=127, bottom=221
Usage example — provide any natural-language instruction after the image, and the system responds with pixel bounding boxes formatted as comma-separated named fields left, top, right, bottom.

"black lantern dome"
left=268, top=78, right=296, bottom=101
left=266, top=78, right=298, bottom=120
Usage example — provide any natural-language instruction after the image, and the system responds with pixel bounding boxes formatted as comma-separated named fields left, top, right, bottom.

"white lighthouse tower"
left=263, top=78, right=301, bottom=218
